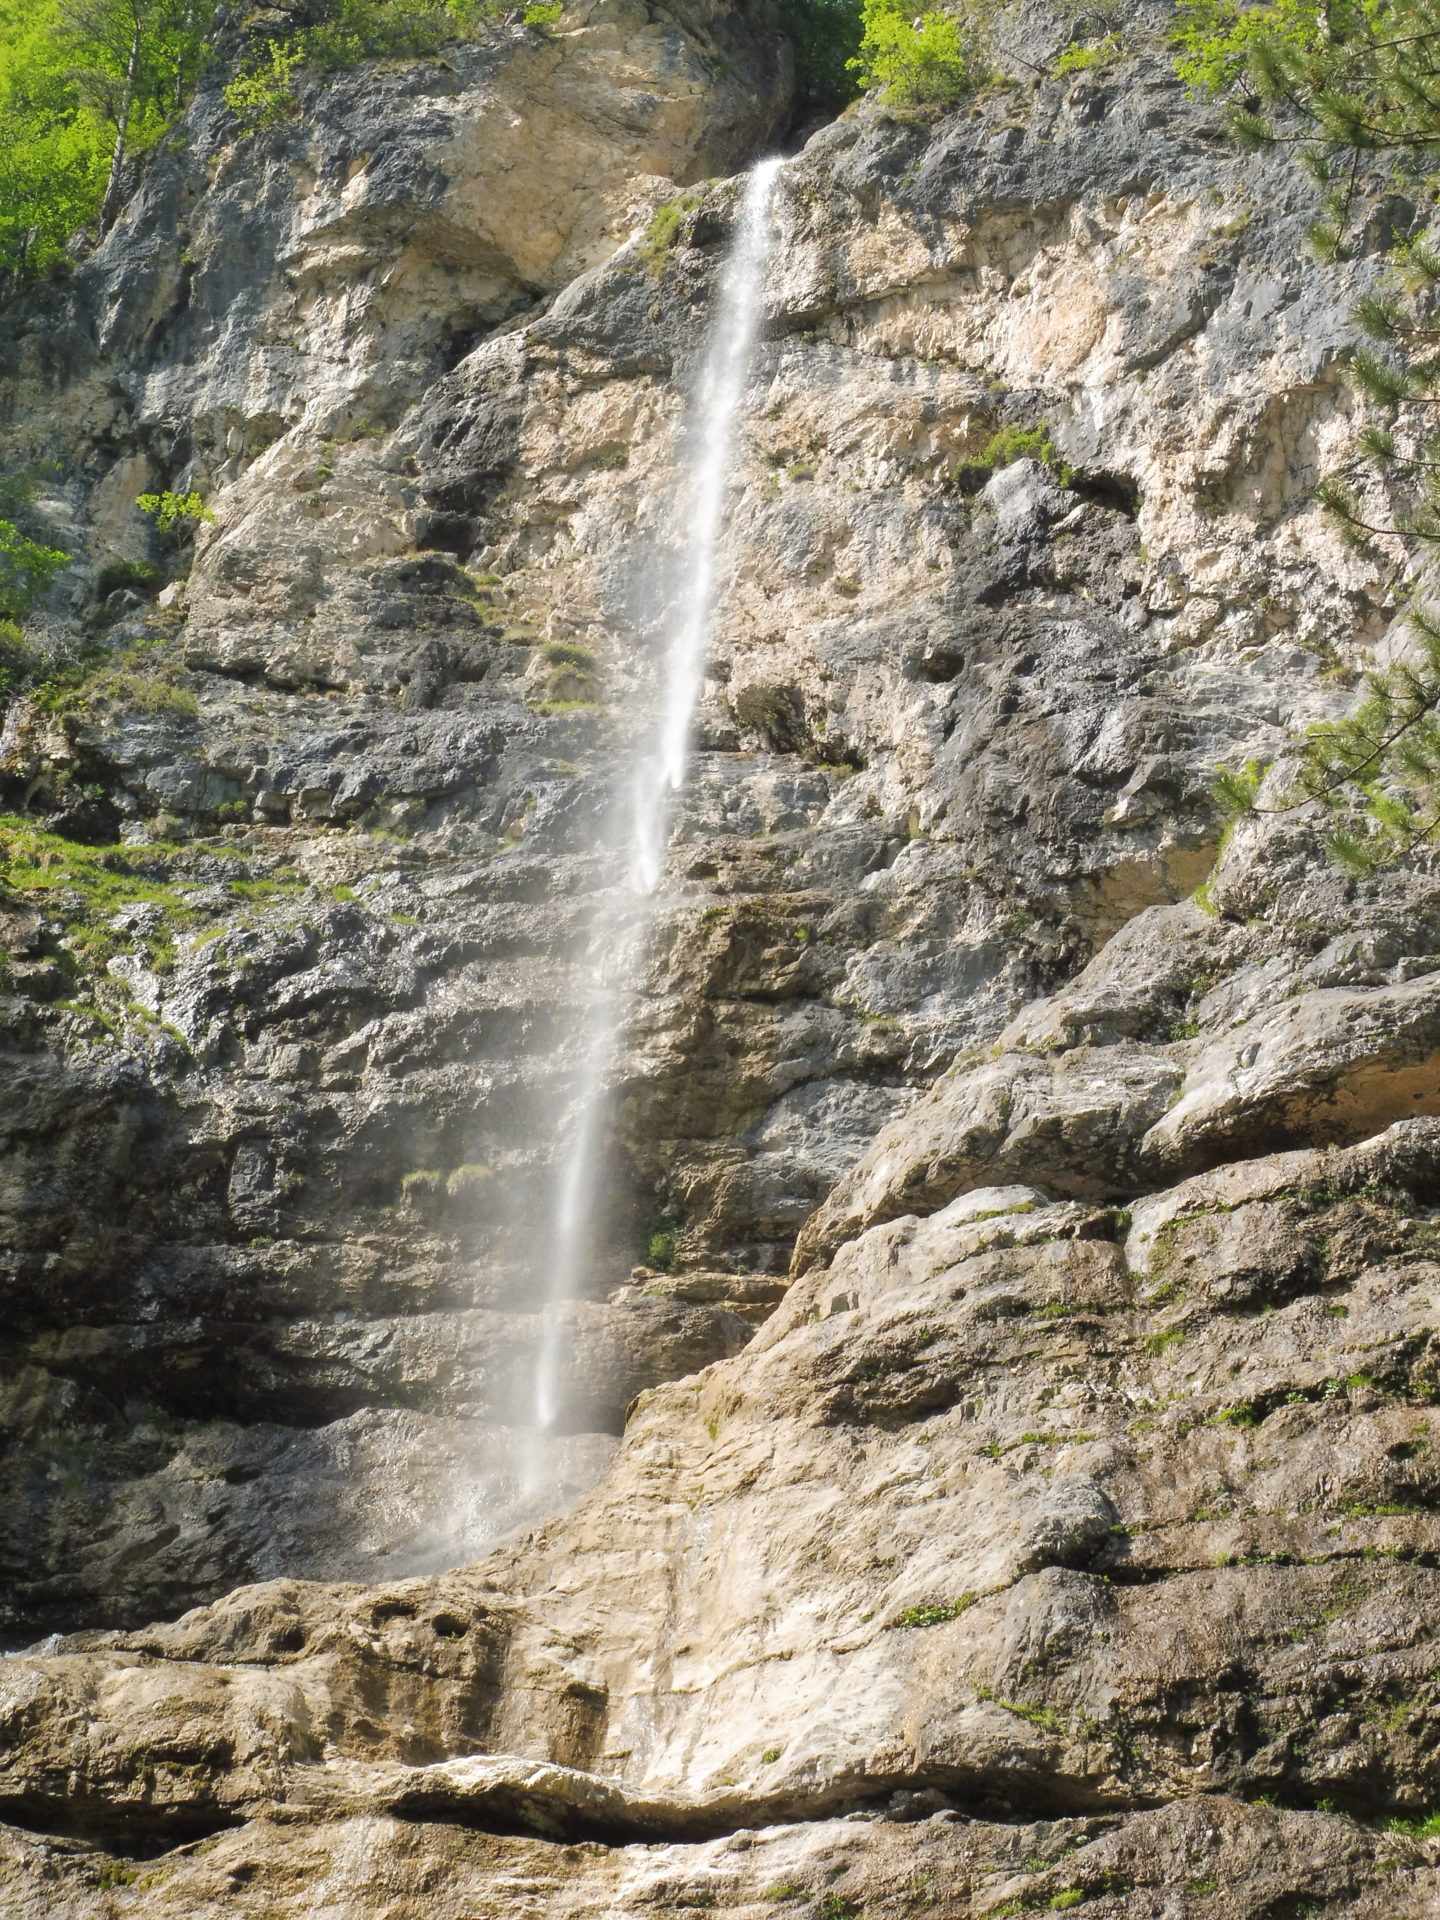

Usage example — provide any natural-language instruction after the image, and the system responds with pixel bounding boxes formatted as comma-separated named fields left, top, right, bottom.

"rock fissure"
left=10, top=1, right=1440, bottom=1912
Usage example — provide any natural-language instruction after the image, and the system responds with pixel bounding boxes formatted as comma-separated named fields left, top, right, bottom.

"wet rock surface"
left=4, top=0, right=1440, bottom=1910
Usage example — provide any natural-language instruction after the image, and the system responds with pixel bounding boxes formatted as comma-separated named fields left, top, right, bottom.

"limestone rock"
left=6, top=0, right=1440, bottom=1910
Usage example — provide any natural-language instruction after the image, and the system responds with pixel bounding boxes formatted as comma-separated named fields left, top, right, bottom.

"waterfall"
left=629, top=156, right=786, bottom=894
left=522, top=156, right=784, bottom=1501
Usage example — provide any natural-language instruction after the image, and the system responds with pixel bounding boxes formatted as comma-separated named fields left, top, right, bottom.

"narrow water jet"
left=522, top=156, right=785, bottom=1505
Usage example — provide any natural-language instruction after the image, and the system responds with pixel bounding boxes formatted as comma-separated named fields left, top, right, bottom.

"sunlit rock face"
left=7, top=0, right=1440, bottom=1910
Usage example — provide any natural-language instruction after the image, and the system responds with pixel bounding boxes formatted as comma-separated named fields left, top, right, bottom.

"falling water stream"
left=522, top=156, right=784, bottom=1502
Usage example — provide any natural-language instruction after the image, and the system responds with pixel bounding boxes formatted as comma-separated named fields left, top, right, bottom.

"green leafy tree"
left=847, top=0, right=975, bottom=109
left=58, top=0, right=217, bottom=231
left=0, top=519, right=68, bottom=625
left=0, top=0, right=106, bottom=282
left=0, top=0, right=214, bottom=292
left=1, top=0, right=488, bottom=287
left=136, top=487, right=215, bottom=533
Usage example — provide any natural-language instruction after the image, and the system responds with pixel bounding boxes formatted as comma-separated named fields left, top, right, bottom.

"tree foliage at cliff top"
left=1178, top=0, right=1440, bottom=866
left=1, top=0, right=869, bottom=284
left=846, top=0, right=973, bottom=109
left=0, top=0, right=508, bottom=284
left=0, top=0, right=223, bottom=283
left=221, top=0, right=494, bottom=132
left=1175, top=0, right=1440, bottom=201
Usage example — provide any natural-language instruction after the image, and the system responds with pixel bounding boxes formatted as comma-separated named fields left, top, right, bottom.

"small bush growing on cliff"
left=641, top=191, right=705, bottom=271
left=951, top=422, right=1073, bottom=494
left=847, top=0, right=974, bottom=109
left=221, top=39, right=305, bottom=130
left=0, top=495, right=71, bottom=696
left=1053, top=33, right=1119, bottom=75
left=96, top=557, right=162, bottom=598
left=0, top=517, right=68, bottom=625
left=641, top=1212, right=680, bottom=1271
left=222, top=0, right=492, bottom=132
left=136, top=489, right=214, bottom=536
left=0, top=620, right=41, bottom=694
left=542, top=639, right=597, bottom=671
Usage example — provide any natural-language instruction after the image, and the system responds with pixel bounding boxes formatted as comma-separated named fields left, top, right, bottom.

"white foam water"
left=521, top=157, right=784, bottom=1501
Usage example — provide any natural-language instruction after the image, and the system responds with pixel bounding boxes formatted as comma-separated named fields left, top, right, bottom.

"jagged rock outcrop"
left=0, top=0, right=796, bottom=1633
left=5, top=0, right=1440, bottom=1910
left=7, top=1120, right=1440, bottom=1912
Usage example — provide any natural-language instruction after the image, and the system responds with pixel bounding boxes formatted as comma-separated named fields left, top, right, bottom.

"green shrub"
left=1385, top=1810, right=1440, bottom=1837
left=895, top=1594, right=975, bottom=1627
left=984, top=424, right=1064, bottom=472
left=136, top=490, right=214, bottom=535
left=0, top=618, right=41, bottom=694
left=1054, top=34, right=1118, bottom=74
left=542, top=639, right=598, bottom=670
left=32, top=636, right=199, bottom=721
left=847, top=0, right=974, bottom=110
left=0, top=517, right=68, bottom=623
left=642, top=1214, right=679, bottom=1271
left=641, top=191, right=704, bottom=271
left=90, top=669, right=200, bottom=717
left=951, top=423, right=1073, bottom=494
left=221, top=40, right=305, bottom=129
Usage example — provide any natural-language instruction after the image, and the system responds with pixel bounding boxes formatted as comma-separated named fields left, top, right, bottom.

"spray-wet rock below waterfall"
left=6, top=0, right=1440, bottom=1910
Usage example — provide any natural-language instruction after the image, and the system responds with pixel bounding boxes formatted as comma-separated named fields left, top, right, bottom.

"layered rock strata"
left=5, top=0, right=1440, bottom=1910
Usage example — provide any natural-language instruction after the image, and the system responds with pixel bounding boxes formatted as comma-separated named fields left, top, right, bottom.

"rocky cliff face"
left=4, top=0, right=1440, bottom=1911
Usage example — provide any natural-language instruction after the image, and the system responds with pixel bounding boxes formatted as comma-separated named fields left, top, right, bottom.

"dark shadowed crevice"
left=0, top=1793, right=244, bottom=1858
left=384, top=1769, right=1156, bottom=1847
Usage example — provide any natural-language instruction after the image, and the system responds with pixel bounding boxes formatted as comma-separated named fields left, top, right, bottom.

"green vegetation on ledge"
left=952, top=422, right=1074, bottom=494
left=847, top=0, right=976, bottom=110
left=221, top=0, right=497, bottom=133
left=0, top=811, right=207, bottom=980
left=0, top=813, right=314, bottom=1015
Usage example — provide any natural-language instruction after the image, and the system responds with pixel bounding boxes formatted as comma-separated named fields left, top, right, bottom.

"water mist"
left=522, top=156, right=785, bottom=1505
